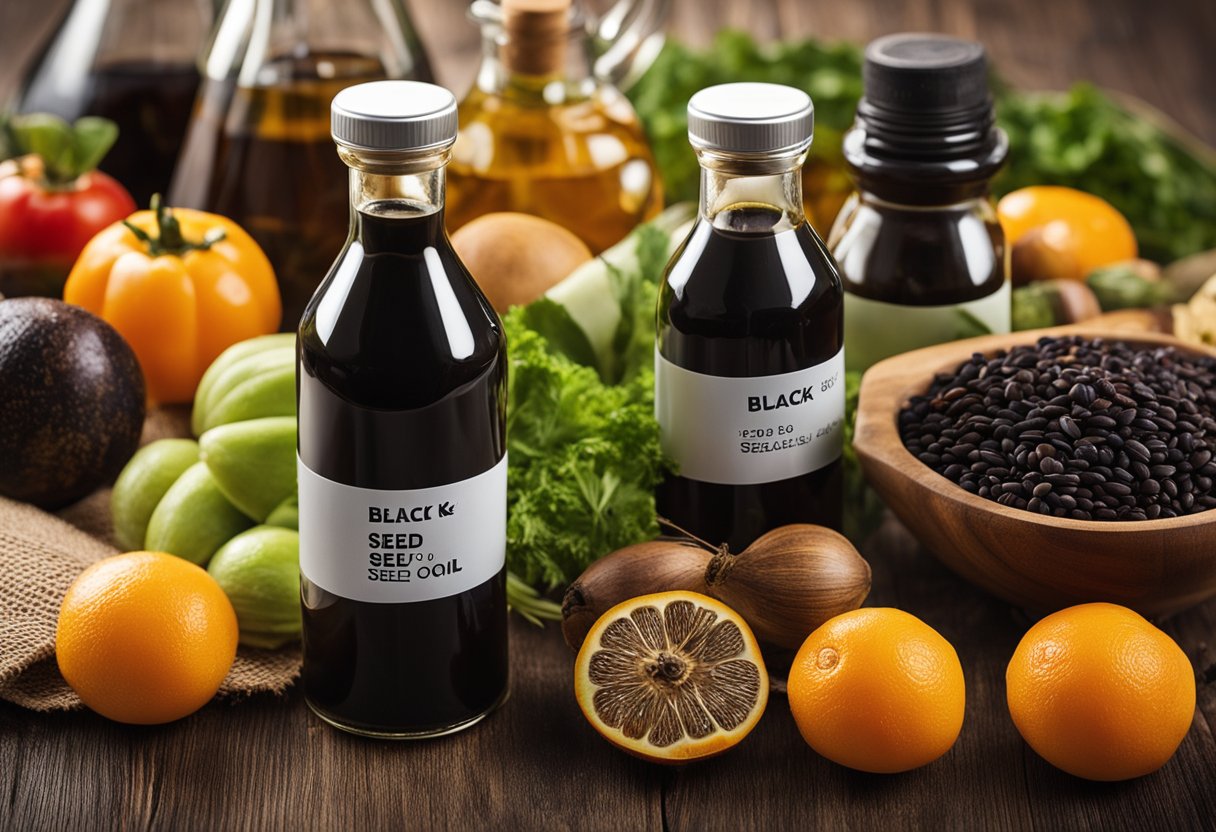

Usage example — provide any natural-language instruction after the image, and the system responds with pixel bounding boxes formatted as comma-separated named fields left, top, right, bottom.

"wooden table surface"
left=2, top=0, right=1216, bottom=829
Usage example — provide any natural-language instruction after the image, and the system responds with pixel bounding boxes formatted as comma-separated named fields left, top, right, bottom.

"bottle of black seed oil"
left=297, top=81, right=508, bottom=738
left=656, top=83, right=846, bottom=552
left=829, top=33, right=1010, bottom=373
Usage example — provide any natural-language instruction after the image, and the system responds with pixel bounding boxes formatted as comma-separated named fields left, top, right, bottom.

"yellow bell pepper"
left=64, top=197, right=281, bottom=404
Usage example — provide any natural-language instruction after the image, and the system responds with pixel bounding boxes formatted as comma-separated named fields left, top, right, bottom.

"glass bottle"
left=169, top=0, right=433, bottom=330
left=446, top=0, right=665, bottom=254
left=655, top=83, right=846, bottom=553
left=12, top=0, right=211, bottom=207
left=298, top=81, right=508, bottom=738
left=828, top=33, right=1010, bottom=374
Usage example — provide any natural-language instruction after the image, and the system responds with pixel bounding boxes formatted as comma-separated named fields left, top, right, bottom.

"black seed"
left=980, top=450, right=1006, bottom=466
left=1125, top=439, right=1151, bottom=462
left=1059, top=416, right=1081, bottom=439
left=899, top=336, right=1216, bottom=522
left=1040, top=457, right=1065, bottom=475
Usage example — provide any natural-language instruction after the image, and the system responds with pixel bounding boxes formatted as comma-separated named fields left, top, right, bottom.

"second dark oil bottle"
left=656, top=83, right=846, bottom=552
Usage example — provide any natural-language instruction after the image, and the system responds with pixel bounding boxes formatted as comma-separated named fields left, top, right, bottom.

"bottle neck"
left=853, top=187, right=991, bottom=213
left=341, top=147, right=449, bottom=252
left=474, top=13, right=596, bottom=103
left=842, top=118, right=1007, bottom=206
left=206, top=0, right=426, bottom=84
left=697, top=149, right=807, bottom=233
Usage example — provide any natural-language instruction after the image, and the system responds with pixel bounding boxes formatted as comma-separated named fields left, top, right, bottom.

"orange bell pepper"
left=64, top=197, right=281, bottom=404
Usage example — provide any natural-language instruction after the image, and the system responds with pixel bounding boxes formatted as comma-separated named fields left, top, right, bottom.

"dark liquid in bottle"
left=298, top=204, right=509, bottom=736
left=17, top=60, right=200, bottom=208
left=837, top=198, right=1004, bottom=306
left=656, top=206, right=844, bottom=552
left=170, top=53, right=417, bottom=330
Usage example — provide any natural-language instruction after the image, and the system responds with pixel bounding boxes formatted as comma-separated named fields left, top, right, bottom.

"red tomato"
left=0, top=170, right=136, bottom=264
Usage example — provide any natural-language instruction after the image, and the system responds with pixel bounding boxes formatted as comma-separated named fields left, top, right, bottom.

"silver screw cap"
left=687, top=82, right=814, bottom=154
left=331, top=81, right=458, bottom=152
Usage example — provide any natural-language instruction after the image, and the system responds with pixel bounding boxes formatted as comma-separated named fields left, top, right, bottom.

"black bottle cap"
left=843, top=32, right=1007, bottom=201
left=863, top=33, right=989, bottom=114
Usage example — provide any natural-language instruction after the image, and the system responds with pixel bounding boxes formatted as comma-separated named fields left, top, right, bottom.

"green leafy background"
left=627, top=32, right=1216, bottom=263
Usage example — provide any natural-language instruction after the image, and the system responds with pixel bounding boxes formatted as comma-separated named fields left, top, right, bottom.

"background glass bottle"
left=297, top=81, right=508, bottom=739
left=169, top=0, right=433, bottom=330
left=656, top=83, right=846, bottom=553
left=828, top=33, right=1010, bottom=374
left=13, top=0, right=211, bottom=207
left=447, top=0, right=665, bottom=254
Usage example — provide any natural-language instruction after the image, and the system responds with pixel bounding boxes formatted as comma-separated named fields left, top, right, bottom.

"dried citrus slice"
left=574, top=591, right=768, bottom=762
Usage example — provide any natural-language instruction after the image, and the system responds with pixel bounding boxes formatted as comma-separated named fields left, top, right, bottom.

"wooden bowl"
left=853, top=327, right=1216, bottom=617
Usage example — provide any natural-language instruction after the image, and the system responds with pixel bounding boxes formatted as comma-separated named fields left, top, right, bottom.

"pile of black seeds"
left=900, top=336, right=1216, bottom=521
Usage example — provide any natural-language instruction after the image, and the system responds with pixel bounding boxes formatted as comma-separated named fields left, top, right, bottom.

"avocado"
left=0, top=297, right=146, bottom=509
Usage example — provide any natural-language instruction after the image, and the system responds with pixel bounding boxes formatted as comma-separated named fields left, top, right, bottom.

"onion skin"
left=561, top=524, right=872, bottom=651
left=561, top=541, right=709, bottom=649
left=710, top=525, right=871, bottom=649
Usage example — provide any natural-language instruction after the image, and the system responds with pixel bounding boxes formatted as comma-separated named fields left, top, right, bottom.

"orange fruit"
left=1006, top=602, right=1195, bottom=781
left=788, top=608, right=965, bottom=773
left=997, top=186, right=1137, bottom=280
left=56, top=551, right=239, bottom=724
left=574, top=591, right=768, bottom=763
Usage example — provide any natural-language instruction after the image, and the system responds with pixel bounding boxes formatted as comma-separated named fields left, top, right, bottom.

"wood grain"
left=1, top=1, right=1215, bottom=829
left=1, top=621, right=662, bottom=830
left=854, top=327, right=1216, bottom=617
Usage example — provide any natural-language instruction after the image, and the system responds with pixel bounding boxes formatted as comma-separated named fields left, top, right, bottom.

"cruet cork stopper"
left=501, top=0, right=571, bottom=77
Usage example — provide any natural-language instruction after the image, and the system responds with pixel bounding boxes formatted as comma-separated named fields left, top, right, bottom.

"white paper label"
left=655, top=348, right=845, bottom=486
left=297, top=455, right=507, bottom=604
left=844, top=282, right=1011, bottom=373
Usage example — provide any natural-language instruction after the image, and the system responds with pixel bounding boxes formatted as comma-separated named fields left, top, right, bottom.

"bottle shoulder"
left=661, top=220, right=843, bottom=314
left=657, top=221, right=844, bottom=375
left=831, top=195, right=1007, bottom=305
left=300, top=237, right=505, bottom=405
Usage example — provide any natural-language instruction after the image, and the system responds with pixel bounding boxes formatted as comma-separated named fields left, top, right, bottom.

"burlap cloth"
left=0, top=408, right=300, bottom=711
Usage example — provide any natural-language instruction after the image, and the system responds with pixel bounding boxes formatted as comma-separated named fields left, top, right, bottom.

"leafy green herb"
left=503, top=217, right=680, bottom=594
left=504, top=312, right=668, bottom=591
left=630, top=33, right=1216, bottom=263
left=519, top=298, right=601, bottom=370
